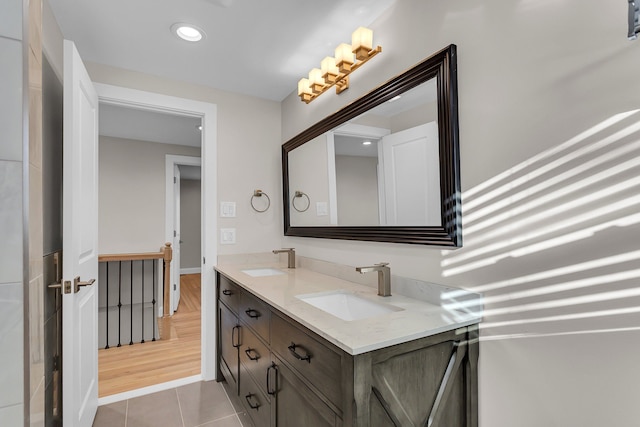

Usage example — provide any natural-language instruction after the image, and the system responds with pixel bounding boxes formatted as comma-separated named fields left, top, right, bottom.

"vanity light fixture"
left=171, top=23, right=205, bottom=42
left=298, top=27, right=382, bottom=104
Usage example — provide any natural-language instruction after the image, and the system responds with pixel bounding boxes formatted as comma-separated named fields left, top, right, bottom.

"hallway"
left=98, top=274, right=202, bottom=397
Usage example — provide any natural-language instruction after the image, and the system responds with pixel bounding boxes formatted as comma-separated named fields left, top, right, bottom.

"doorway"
left=94, top=83, right=217, bottom=402
left=165, top=156, right=202, bottom=316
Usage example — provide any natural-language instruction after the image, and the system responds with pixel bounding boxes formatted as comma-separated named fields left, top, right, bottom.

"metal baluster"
left=105, top=262, right=110, bottom=349
left=130, top=260, right=133, bottom=345
left=152, top=259, right=157, bottom=341
left=141, top=260, right=145, bottom=343
left=117, top=261, right=122, bottom=347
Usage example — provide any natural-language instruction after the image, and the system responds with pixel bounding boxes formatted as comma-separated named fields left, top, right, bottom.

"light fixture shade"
left=335, top=43, right=354, bottom=72
left=352, top=27, right=373, bottom=60
left=298, top=78, right=311, bottom=96
left=352, top=27, right=373, bottom=51
left=309, top=68, right=325, bottom=93
left=321, top=56, right=339, bottom=83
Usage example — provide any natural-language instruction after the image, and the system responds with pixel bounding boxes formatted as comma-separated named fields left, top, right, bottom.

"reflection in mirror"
left=289, top=78, right=441, bottom=227
left=282, top=45, right=461, bottom=247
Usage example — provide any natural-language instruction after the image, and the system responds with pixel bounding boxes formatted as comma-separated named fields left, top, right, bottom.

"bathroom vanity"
left=215, top=262, right=481, bottom=427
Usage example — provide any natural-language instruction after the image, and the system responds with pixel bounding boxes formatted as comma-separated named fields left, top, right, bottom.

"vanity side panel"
left=364, top=328, right=474, bottom=427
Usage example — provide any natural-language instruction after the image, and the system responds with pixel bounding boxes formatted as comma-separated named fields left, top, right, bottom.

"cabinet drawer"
left=240, top=326, right=271, bottom=397
left=219, top=303, right=240, bottom=391
left=240, top=291, right=271, bottom=343
left=218, top=274, right=241, bottom=314
left=271, top=314, right=342, bottom=410
left=240, top=365, right=272, bottom=427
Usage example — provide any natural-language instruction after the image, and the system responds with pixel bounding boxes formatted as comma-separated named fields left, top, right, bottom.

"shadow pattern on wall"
left=441, top=109, right=640, bottom=341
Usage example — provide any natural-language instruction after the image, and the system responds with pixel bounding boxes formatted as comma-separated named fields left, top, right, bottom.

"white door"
left=62, top=40, right=99, bottom=427
left=380, top=122, right=441, bottom=226
left=173, top=164, right=181, bottom=312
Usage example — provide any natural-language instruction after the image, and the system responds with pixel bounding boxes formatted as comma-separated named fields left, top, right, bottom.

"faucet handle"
left=375, top=262, right=389, bottom=267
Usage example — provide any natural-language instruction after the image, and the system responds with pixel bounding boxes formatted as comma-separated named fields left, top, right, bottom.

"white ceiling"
left=48, top=0, right=397, bottom=101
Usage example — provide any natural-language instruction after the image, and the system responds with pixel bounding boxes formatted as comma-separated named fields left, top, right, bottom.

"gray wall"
left=180, top=179, right=202, bottom=270
left=98, top=136, right=201, bottom=254
left=281, top=1, right=640, bottom=426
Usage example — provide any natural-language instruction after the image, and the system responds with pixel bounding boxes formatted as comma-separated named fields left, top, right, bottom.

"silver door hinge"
left=174, top=230, right=177, bottom=237
left=203, top=257, right=206, bottom=264
left=174, top=284, right=177, bottom=290
left=174, top=176, right=177, bottom=183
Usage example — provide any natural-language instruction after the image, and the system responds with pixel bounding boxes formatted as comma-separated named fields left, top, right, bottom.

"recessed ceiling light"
left=171, top=23, right=205, bottom=42
left=362, top=141, right=372, bottom=146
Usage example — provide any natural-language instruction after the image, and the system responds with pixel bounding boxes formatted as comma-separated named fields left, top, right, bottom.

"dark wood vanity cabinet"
left=216, top=271, right=478, bottom=427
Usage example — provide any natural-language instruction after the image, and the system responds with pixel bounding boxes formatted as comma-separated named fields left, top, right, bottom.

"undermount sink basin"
left=241, top=268, right=285, bottom=277
left=296, top=290, right=402, bottom=321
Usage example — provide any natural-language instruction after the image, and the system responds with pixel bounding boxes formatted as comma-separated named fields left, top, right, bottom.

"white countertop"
left=215, top=262, right=482, bottom=355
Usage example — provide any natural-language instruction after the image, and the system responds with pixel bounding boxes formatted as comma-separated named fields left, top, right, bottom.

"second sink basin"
left=241, top=268, right=285, bottom=277
left=297, top=290, right=402, bottom=321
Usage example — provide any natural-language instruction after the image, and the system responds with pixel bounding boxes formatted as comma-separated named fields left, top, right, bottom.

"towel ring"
left=292, top=191, right=310, bottom=212
left=251, top=190, right=271, bottom=213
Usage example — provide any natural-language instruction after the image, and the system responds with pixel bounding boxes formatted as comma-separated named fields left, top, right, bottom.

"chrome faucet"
left=273, top=248, right=295, bottom=268
left=355, top=262, right=391, bottom=297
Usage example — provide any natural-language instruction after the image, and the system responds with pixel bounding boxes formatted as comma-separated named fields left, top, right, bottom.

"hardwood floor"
left=98, top=273, right=202, bottom=397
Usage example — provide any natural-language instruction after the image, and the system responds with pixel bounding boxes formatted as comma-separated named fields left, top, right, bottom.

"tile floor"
left=93, top=381, right=251, bottom=427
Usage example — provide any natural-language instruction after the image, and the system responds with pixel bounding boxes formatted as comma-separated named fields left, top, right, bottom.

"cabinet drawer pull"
left=266, top=362, right=278, bottom=395
left=245, top=308, right=261, bottom=318
left=288, top=342, right=312, bottom=363
left=245, top=393, right=261, bottom=410
left=222, top=289, right=233, bottom=296
left=232, top=325, right=241, bottom=348
left=245, top=347, right=260, bottom=361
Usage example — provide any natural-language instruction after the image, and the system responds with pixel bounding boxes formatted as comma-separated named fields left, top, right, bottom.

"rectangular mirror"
left=282, top=45, right=461, bottom=247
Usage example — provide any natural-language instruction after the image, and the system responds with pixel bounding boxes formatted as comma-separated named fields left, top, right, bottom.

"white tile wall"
left=0, top=282, right=24, bottom=409
left=0, top=37, right=23, bottom=162
left=0, top=0, right=22, bottom=41
left=0, top=161, right=23, bottom=284
left=0, top=404, right=23, bottom=426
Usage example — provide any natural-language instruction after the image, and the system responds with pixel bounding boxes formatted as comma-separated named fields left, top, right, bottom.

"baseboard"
left=98, top=374, right=202, bottom=405
left=180, top=267, right=201, bottom=275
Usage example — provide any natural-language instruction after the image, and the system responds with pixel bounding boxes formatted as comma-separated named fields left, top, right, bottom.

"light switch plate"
left=316, top=202, right=328, bottom=216
left=220, top=228, right=236, bottom=244
left=220, top=201, right=236, bottom=217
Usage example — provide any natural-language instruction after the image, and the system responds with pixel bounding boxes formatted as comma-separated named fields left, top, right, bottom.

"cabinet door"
left=240, top=364, right=272, bottom=427
left=219, top=302, right=241, bottom=392
left=273, top=358, right=340, bottom=427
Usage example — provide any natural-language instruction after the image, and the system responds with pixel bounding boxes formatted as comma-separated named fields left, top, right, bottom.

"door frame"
left=95, top=83, right=217, bottom=384
left=165, top=155, right=201, bottom=315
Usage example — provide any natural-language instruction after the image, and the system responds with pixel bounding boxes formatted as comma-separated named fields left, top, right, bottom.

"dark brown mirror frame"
left=282, top=44, right=461, bottom=247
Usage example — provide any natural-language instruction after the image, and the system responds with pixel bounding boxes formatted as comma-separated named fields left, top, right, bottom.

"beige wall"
left=281, top=1, right=640, bottom=426
left=98, top=136, right=200, bottom=254
left=288, top=134, right=330, bottom=226
left=180, top=179, right=201, bottom=270
left=85, top=64, right=283, bottom=255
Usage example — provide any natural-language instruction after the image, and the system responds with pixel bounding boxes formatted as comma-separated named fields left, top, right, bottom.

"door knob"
left=74, top=276, right=95, bottom=293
